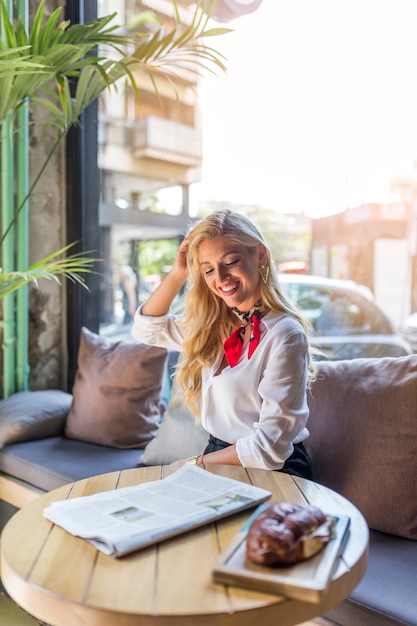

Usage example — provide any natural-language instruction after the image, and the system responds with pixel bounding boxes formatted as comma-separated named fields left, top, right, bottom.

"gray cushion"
left=326, top=530, right=417, bottom=626
left=306, top=355, right=417, bottom=539
left=0, top=437, right=143, bottom=491
left=0, top=390, right=71, bottom=447
left=65, top=327, right=167, bottom=449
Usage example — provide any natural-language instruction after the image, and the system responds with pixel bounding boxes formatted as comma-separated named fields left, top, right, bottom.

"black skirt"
left=203, top=435, right=313, bottom=480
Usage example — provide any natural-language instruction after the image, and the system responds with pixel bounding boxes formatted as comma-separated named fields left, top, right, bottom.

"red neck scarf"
left=223, top=301, right=266, bottom=368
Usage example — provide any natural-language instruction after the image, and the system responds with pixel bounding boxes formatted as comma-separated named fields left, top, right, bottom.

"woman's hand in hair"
left=141, top=239, right=189, bottom=316
left=171, top=238, right=189, bottom=283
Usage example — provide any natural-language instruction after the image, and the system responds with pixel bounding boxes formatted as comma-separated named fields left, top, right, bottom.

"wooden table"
left=0, top=465, right=368, bottom=626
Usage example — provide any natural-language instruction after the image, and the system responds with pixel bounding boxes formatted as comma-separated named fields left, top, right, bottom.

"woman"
left=132, top=210, right=316, bottom=478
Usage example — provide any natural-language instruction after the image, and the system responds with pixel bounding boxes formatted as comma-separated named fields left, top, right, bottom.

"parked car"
left=401, top=312, right=417, bottom=352
left=278, top=274, right=412, bottom=360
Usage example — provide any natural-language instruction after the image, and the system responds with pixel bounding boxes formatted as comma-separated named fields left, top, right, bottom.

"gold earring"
left=259, top=265, right=269, bottom=284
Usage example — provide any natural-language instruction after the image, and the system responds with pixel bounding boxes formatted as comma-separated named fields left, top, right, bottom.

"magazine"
left=43, top=464, right=272, bottom=558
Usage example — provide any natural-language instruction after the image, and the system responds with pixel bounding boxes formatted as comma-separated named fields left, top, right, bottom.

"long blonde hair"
left=176, top=209, right=315, bottom=414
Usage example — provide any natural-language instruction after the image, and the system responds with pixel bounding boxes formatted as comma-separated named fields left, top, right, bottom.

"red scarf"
left=223, top=302, right=265, bottom=368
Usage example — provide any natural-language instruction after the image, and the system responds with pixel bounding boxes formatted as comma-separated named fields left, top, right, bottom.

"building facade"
left=97, top=0, right=206, bottom=325
left=311, top=202, right=414, bottom=329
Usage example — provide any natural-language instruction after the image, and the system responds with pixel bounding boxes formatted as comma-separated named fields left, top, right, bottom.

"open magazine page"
left=43, top=464, right=271, bottom=557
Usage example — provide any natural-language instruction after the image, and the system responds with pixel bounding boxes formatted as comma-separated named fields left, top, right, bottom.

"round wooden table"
left=0, top=465, right=368, bottom=626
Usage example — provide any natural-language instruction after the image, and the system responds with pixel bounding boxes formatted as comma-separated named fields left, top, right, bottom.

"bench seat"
left=326, top=530, right=417, bottom=626
left=0, top=437, right=143, bottom=507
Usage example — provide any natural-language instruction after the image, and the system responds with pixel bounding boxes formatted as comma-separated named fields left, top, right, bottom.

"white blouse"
left=132, top=308, right=310, bottom=470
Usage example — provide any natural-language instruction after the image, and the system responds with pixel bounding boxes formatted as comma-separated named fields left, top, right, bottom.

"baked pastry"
left=246, top=502, right=334, bottom=566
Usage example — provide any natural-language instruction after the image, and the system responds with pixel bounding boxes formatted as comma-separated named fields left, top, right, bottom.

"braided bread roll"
left=246, top=502, right=334, bottom=566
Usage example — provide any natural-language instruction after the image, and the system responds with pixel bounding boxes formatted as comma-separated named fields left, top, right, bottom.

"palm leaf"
left=0, top=0, right=18, bottom=48
left=15, top=18, right=29, bottom=47
left=0, top=0, right=228, bottom=123
left=38, top=8, right=65, bottom=54
left=29, top=0, right=47, bottom=53
left=0, top=45, right=27, bottom=54
left=0, top=244, right=98, bottom=298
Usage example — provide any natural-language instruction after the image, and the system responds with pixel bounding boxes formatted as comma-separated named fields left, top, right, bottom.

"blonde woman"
left=132, top=210, right=315, bottom=477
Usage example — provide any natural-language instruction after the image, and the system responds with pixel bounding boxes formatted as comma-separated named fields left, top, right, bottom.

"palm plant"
left=0, top=0, right=228, bottom=296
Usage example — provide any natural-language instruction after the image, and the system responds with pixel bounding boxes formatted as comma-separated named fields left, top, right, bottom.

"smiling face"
left=198, top=236, right=267, bottom=312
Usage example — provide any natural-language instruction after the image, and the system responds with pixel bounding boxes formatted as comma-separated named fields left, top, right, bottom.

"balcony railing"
left=99, top=116, right=202, bottom=167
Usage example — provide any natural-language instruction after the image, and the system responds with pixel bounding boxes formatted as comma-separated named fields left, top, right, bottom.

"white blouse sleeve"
left=131, top=305, right=185, bottom=352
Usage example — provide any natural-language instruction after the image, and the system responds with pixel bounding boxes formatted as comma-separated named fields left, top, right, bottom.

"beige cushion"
left=141, top=379, right=208, bottom=465
left=306, top=355, right=417, bottom=539
left=0, top=390, right=71, bottom=446
left=65, top=327, right=167, bottom=449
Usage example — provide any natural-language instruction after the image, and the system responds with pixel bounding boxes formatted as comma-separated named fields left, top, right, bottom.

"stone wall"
left=28, top=0, right=67, bottom=390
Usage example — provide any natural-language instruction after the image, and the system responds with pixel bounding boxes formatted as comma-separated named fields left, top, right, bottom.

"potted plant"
left=0, top=0, right=228, bottom=393
left=0, top=0, right=227, bottom=296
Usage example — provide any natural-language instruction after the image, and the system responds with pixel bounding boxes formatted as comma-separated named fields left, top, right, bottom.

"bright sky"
left=190, top=0, right=417, bottom=218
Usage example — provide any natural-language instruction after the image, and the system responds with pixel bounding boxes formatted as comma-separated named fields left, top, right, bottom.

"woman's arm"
left=199, top=445, right=242, bottom=465
left=142, top=239, right=189, bottom=316
left=171, top=444, right=242, bottom=467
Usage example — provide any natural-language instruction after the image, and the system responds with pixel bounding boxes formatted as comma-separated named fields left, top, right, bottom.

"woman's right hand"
left=171, top=238, right=189, bottom=282
left=141, top=239, right=189, bottom=316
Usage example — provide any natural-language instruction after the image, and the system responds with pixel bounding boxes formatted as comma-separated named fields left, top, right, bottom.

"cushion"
left=0, top=390, right=71, bottom=447
left=141, top=379, right=208, bottom=465
left=306, top=355, right=417, bottom=539
left=326, top=529, right=417, bottom=626
left=65, top=327, right=167, bottom=449
left=0, top=437, right=144, bottom=492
